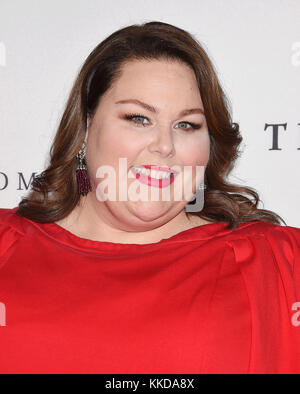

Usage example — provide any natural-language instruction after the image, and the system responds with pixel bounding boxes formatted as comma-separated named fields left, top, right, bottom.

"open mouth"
left=130, top=167, right=176, bottom=188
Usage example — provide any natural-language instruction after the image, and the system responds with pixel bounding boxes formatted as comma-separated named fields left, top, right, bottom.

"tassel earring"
left=75, top=141, right=92, bottom=196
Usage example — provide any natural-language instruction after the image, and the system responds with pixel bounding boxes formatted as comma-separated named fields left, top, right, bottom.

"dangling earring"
left=75, top=141, right=92, bottom=196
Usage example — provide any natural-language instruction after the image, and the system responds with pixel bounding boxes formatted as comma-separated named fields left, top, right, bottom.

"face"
left=84, top=59, right=210, bottom=231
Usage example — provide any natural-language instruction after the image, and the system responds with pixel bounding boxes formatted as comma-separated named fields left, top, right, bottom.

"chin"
left=128, top=201, right=172, bottom=222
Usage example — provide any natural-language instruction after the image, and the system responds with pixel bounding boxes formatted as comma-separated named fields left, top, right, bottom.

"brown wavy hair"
left=15, top=21, right=286, bottom=230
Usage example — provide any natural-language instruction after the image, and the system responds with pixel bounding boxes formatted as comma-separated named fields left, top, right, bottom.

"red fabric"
left=0, top=206, right=299, bottom=374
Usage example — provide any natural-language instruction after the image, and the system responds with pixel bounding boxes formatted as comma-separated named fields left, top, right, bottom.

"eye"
left=175, top=122, right=202, bottom=131
left=123, top=113, right=202, bottom=131
left=124, top=113, right=149, bottom=127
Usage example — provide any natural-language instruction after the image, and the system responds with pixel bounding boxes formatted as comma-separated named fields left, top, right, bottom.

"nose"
left=147, top=127, right=175, bottom=158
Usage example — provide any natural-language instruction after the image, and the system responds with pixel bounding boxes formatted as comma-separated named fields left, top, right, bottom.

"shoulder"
left=0, top=207, right=28, bottom=235
left=226, top=220, right=300, bottom=261
left=226, top=220, right=300, bottom=250
left=0, top=207, right=26, bottom=268
left=229, top=220, right=300, bottom=238
left=229, top=220, right=300, bottom=258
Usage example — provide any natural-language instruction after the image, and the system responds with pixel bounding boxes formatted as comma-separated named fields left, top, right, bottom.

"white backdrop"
left=0, top=0, right=299, bottom=226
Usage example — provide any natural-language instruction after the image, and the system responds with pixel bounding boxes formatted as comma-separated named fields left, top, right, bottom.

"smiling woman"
left=0, top=21, right=300, bottom=374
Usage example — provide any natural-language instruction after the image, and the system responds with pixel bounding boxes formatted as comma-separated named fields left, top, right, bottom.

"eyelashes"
left=122, top=113, right=202, bottom=131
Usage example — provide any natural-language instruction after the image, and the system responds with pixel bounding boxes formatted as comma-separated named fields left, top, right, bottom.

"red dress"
left=0, top=206, right=299, bottom=374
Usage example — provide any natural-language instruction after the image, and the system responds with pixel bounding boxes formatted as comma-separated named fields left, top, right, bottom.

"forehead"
left=105, top=59, right=201, bottom=105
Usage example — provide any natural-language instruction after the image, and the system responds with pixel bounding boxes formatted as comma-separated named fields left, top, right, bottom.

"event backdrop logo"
left=265, top=123, right=300, bottom=150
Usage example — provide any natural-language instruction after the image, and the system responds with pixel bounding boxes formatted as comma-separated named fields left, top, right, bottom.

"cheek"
left=87, top=126, right=144, bottom=171
left=112, top=135, right=143, bottom=159
left=178, top=132, right=210, bottom=166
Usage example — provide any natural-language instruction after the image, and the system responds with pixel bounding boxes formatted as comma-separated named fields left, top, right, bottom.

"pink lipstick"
left=130, top=167, right=177, bottom=188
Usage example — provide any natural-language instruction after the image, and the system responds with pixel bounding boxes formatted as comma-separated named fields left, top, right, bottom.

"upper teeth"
left=132, top=166, right=173, bottom=179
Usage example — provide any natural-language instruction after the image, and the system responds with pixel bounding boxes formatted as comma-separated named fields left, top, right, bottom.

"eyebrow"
left=115, top=99, right=205, bottom=117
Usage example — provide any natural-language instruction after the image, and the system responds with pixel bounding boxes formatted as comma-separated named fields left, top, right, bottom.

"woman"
left=0, top=21, right=299, bottom=374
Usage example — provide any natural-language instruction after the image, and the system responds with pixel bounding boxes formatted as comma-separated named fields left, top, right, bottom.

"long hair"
left=15, top=21, right=286, bottom=230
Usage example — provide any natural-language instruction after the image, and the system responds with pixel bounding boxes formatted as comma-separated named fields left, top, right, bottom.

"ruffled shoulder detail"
left=0, top=207, right=25, bottom=268
left=257, top=224, right=300, bottom=299
left=266, top=225, right=300, bottom=290
left=226, top=221, right=300, bottom=304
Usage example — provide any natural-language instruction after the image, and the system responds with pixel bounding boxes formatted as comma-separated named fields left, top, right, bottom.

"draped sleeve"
left=262, top=225, right=300, bottom=318
left=226, top=223, right=300, bottom=373
left=0, top=208, right=25, bottom=269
